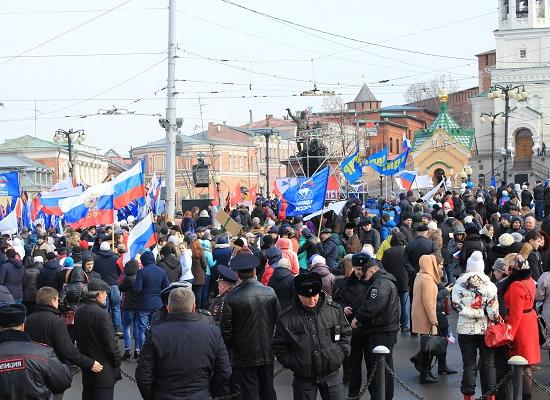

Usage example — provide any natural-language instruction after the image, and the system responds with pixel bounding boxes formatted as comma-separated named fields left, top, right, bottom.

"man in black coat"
left=458, top=223, right=487, bottom=274
left=38, top=252, right=62, bottom=289
left=93, top=242, right=122, bottom=335
left=353, top=260, right=400, bottom=400
left=220, top=253, right=280, bottom=400
left=315, top=229, right=340, bottom=273
left=136, top=287, right=231, bottom=399
left=358, top=218, right=381, bottom=252
left=0, top=303, right=72, bottom=399
left=75, top=279, right=121, bottom=400
left=25, top=287, right=102, bottom=398
left=268, top=259, right=295, bottom=310
left=273, top=272, right=351, bottom=400
left=0, top=249, right=24, bottom=303
left=534, top=180, right=544, bottom=220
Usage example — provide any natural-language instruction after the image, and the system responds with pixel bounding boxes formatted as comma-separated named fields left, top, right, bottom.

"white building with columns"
left=471, top=0, right=550, bottom=184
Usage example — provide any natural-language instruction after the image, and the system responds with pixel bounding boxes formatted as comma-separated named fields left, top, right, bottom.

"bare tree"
left=321, top=95, right=345, bottom=114
left=404, top=75, right=459, bottom=103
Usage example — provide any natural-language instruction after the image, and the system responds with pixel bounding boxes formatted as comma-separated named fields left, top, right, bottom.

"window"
left=517, top=0, right=528, bottom=17
left=390, top=138, right=393, bottom=153
left=502, top=0, right=509, bottom=19
left=520, top=49, right=527, bottom=59
left=396, top=139, right=400, bottom=154
left=537, top=0, right=545, bottom=17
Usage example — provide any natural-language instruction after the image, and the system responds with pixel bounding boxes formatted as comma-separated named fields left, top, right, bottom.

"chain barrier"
left=383, top=361, right=425, bottom=400
left=119, top=368, right=137, bottom=383
left=474, top=370, right=513, bottom=400
left=346, top=359, right=380, bottom=400
left=524, top=371, right=550, bottom=396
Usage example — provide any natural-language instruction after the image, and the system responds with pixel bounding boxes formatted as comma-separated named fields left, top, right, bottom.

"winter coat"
left=297, top=236, right=309, bottom=271
left=404, top=236, right=436, bottom=275
left=381, top=244, right=409, bottom=292
left=75, top=300, right=121, bottom=387
left=504, top=275, right=540, bottom=364
left=38, top=260, right=62, bottom=291
left=354, top=270, right=400, bottom=336
left=536, top=272, right=550, bottom=347
left=439, top=218, right=456, bottom=265
left=380, top=220, right=397, bottom=241
left=22, top=265, right=40, bottom=303
left=93, top=250, right=120, bottom=286
left=411, top=255, right=442, bottom=334
left=196, top=216, right=212, bottom=228
left=315, top=236, right=340, bottom=272
left=534, top=185, right=544, bottom=201
left=0, top=285, right=13, bottom=306
left=157, top=254, right=182, bottom=283
left=220, top=278, right=280, bottom=368
left=458, top=234, right=486, bottom=274
left=179, top=249, right=193, bottom=282
left=332, top=273, right=367, bottom=341
left=134, top=260, right=170, bottom=312
left=118, top=262, right=138, bottom=310
left=180, top=217, right=197, bottom=234
left=310, top=264, right=337, bottom=297
left=358, top=228, right=381, bottom=252
left=251, top=206, right=266, bottom=225
left=59, top=267, right=88, bottom=310
left=0, top=259, right=25, bottom=300
left=25, top=304, right=94, bottom=369
left=268, top=267, right=295, bottom=310
left=297, top=237, right=319, bottom=266
left=0, top=330, right=72, bottom=399
left=191, top=255, right=207, bottom=286
left=451, top=271, right=499, bottom=335
left=487, top=243, right=523, bottom=276
left=521, top=189, right=533, bottom=208
left=275, top=238, right=299, bottom=276
left=136, top=312, right=232, bottom=400
left=273, top=293, right=351, bottom=379
left=212, top=245, right=232, bottom=268
left=237, top=209, right=252, bottom=228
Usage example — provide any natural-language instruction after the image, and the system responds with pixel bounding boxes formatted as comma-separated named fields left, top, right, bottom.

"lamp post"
left=53, top=129, right=85, bottom=181
left=480, top=112, right=505, bottom=180
left=487, top=84, right=529, bottom=182
left=379, top=175, right=383, bottom=197
left=459, top=170, right=467, bottom=183
left=254, top=130, right=281, bottom=195
left=464, top=165, right=473, bottom=182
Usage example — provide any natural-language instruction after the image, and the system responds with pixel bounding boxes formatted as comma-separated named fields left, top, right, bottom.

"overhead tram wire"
left=0, top=51, right=166, bottom=59
left=0, top=0, right=135, bottom=68
left=217, top=0, right=475, bottom=61
left=0, top=6, right=165, bottom=15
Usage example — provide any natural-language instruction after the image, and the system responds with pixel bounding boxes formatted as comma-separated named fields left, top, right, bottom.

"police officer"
left=0, top=303, right=72, bottom=398
left=221, top=253, right=280, bottom=400
left=209, top=264, right=237, bottom=324
left=352, top=258, right=400, bottom=400
left=273, top=272, right=351, bottom=400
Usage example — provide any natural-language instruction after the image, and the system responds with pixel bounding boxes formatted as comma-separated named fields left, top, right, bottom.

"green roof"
left=412, top=100, right=474, bottom=151
left=0, top=135, right=61, bottom=151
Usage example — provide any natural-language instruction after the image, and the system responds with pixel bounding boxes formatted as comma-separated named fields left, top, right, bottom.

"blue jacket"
left=134, top=253, right=170, bottom=311
left=38, top=259, right=62, bottom=289
left=380, top=220, right=397, bottom=241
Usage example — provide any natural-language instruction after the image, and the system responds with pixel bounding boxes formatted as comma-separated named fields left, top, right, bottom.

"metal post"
left=503, top=91, right=510, bottom=183
left=379, top=175, right=383, bottom=197
left=67, top=133, right=74, bottom=182
left=491, top=119, right=495, bottom=179
left=508, top=355, right=527, bottom=400
left=265, top=134, right=270, bottom=195
left=164, top=0, right=177, bottom=217
left=373, top=345, right=390, bottom=400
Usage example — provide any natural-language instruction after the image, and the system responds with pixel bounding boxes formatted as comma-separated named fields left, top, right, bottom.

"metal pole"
left=373, top=346, right=389, bottom=400
left=67, top=132, right=74, bottom=182
left=379, top=175, right=383, bottom=197
left=491, top=119, right=495, bottom=180
left=265, top=134, right=270, bottom=195
left=164, top=0, right=177, bottom=217
left=503, top=90, right=510, bottom=183
left=508, top=355, right=527, bottom=400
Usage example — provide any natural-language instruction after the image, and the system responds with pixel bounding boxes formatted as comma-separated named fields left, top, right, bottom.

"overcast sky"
left=0, top=0, right=497, bottom=155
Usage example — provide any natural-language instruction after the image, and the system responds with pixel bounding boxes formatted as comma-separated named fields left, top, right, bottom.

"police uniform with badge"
left=0, top=304, right=72, bottom=399
left=273, top=272, right=351, bottom=400
left=209, top=265, right=238, bottom=324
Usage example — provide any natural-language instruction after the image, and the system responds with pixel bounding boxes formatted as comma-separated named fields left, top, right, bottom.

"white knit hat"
left=309, top=255, right=326, bottom=266
left=466, top=251, right=485, bottom=273
left=498, top=233, right=514, bottom=247
left=427, top=221, right=438, bottom=230
left=464, top=215, right=473, bottom=224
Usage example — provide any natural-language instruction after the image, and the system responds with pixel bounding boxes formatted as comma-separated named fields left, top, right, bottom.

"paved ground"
left=64, top=314, right=550, bottom=399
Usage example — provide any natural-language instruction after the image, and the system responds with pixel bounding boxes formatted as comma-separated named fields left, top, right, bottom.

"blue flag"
left=370, top=150, right=410, bottom=176
left=0, top=172, right=20, bottom=197
left=340, top=148, right=362, bottom=184
left=283, top=167, right=330, bottom=217
left=364, top=148, right=388, bottom=170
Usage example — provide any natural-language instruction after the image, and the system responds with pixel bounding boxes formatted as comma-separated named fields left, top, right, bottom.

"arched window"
left=390, top=138, right=393, bottom=153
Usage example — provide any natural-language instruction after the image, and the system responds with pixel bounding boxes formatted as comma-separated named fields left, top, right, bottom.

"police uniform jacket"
left=74, top=300, right=121, bottom=388
left=220, top=278, right=280, bottom=368
left=273, top=292, right=351, bottom=380
left=136, top=312, right=232, bottom=400
left=209, top=288, right=233, bottom=324
left=354, top=270, right=400, bottom=337
left=0, top=329, right=72, bottom=399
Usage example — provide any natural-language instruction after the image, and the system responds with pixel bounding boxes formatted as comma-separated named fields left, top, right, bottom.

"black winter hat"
left=0, top=304, right=26, bottom=328
left=294, top=272, right=322, bottom=297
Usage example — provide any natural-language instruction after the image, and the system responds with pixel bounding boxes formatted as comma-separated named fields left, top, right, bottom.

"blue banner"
left=370, top=150, right=410, bottom=176
left=0, top=172, right=20, bottom=197
left=284, top=167, right=330, bottom=217
left=340, top=148, right=362, bottom=184
left=364, top=148, right=388, bottom=169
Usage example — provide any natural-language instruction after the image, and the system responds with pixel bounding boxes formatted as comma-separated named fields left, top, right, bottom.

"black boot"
left=419, top=354, right=438, bottom=384
left=121, top=350, right=131, bottom=361
left=438, top=354, right=457, bottom=375
left=410, top=351, right=421, bottom=373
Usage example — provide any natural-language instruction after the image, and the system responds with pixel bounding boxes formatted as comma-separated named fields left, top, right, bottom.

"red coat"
left=504, top=278, right=541, bottom=364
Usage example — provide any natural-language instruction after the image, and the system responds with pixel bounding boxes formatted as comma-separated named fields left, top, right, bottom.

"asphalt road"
left=64, top=314, right=550, bottom=399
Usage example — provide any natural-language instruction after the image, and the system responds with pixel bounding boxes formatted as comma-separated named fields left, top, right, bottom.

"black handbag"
left=537, top=312, right=548, bottom=346
left=420, top=332, right=447, bottom=357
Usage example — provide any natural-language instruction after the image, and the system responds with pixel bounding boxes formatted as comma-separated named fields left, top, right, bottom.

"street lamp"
left=53, top=129, right=85, bottom=181
left=259, top=180, right=265, bottom=197
left=480, top=112, right=505, bottom=180
left=254, top=130, right=281, bottom=195
left=464, top=165, right=473, bottom=181
left=487, top=84, right=529, bottom=182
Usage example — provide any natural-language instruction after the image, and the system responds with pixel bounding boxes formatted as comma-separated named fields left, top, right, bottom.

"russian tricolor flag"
left=396, top=170, right=417, bottom=191
left=39, top=186, right=84, bottom=216
left=112, top=160, right=146, bottom=210
left=123, top=213, right=157, bottom=266
left=59, top=182, right=115, bottom=228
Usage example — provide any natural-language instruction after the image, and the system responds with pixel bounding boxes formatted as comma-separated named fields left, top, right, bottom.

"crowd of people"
left=0, top=180, right=548, bottom=399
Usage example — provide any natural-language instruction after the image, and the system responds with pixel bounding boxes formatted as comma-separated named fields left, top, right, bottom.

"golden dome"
left=439, top=89, right=448, bottom=103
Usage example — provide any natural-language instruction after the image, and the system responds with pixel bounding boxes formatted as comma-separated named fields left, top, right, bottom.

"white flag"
left=421, top=179, right=445, bottom=202
left=0, top=210, right=18, bottom=235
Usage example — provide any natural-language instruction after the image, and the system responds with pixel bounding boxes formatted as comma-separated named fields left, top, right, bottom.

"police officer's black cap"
left=294, top=272, right=322, bottom=297
left=229, top=253, right=260, bottom=271
left=352, top=253, right=370, bottom=267
left=217, top=264, right=238, bottom=283
left=0, top=303, right=26, bottom=328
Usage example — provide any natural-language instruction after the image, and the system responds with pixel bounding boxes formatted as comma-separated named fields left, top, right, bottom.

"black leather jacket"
left=60, top=267, right=88, bottom=310
left=273, top=293, right=351, bottom=379
left=220, top=278, right=280, bottom=368
left=0, top=329, right=72, bottom=399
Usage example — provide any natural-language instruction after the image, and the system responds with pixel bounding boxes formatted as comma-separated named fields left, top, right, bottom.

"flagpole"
left=317, top=203, right=326, bottom=239
left=111, top=176, right=115, bottom=252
